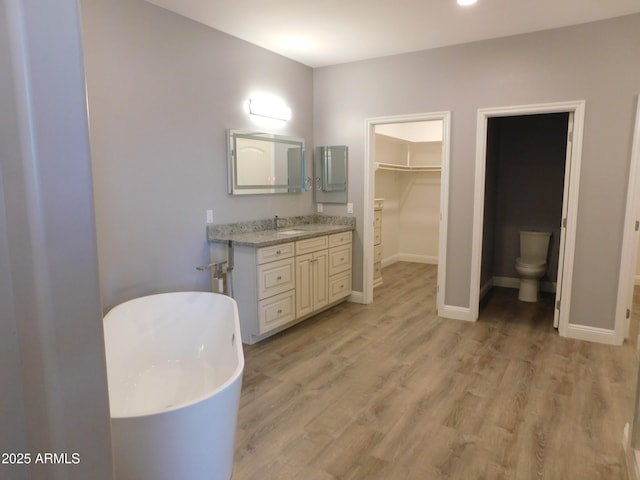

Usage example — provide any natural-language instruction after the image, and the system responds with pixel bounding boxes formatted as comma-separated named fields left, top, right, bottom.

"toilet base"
left=518, top=278, right=539, bottom=302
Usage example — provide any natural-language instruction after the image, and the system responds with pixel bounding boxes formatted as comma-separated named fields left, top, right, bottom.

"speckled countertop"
left=207, top=215, right=355, bottom=247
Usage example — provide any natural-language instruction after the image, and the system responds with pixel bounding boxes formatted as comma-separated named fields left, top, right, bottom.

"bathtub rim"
left=103, top=291, right=244, bottom=419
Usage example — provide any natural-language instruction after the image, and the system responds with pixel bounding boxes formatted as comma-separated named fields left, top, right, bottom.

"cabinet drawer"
left=328, top=231, right=352, bottom=248
left=329, top=270, right=352, bottom=304
left=374, top=226, right=382, bottom=245
left=374, top=210, right=382, bottom=228
left=257, top=257, right=295, bottom=300
left=257, top=242, right=294, bottom=265
left=374, top=244, right=383, bottom=263
left=258, top=290, right=295, bottom=333
left=296, top=235, right=328, bottom=255
left=329, top=244, right=352, bottom=276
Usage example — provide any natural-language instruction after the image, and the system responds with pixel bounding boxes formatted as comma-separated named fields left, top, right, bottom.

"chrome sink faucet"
left=273, top=215, right=281, bottom=230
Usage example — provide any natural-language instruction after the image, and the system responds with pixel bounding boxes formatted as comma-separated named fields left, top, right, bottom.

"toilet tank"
left=520, top=231, right=551, bottom=260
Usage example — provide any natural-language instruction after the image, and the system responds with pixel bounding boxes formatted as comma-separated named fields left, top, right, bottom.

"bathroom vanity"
left=208, top=216, right=354, bottom=344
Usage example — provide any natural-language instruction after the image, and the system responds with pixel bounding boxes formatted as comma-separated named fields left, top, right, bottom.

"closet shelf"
left=375, top=162, right=441, bottom=173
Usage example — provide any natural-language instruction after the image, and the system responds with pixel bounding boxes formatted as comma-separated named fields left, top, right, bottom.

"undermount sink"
left=277, top=229, right=306, bottom=235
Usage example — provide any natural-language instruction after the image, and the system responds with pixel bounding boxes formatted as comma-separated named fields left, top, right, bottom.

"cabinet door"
left=295, top=250, right=329, bottom=318
left=296, top=254, right=314, bottom=318
left=313, top=249, right=329, bottom=311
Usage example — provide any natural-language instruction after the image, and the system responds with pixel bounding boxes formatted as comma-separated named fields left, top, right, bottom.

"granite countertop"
left=207, top=215, right=355, bottom=248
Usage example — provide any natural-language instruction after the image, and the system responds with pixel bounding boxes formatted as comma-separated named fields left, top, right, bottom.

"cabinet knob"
left=276, top=250, right=281, bottom=255
left=277, top=275, right=282, bottom=281
left=277, top=309, right=283, bottom=314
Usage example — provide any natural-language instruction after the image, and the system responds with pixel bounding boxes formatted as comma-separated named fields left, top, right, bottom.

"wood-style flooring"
left=233, top=262, right=638, bottom=479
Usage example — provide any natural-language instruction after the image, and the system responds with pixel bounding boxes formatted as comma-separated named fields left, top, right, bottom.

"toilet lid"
left=516, top=257, right=546, bottom=268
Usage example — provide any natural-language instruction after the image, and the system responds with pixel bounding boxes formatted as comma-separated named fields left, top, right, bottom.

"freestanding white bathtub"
left=103, top=292, right=244, bottom=480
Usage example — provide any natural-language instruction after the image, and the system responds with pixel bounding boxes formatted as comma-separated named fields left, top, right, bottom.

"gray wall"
left=1, top=0, right=113, bottom=478
left=81, top=0, right=315, bottom=311
left=0, top=3, right=28, bottom=477
left=484, top=113, right=567, bottom=283
left=314, top=14, right=640, bottom=329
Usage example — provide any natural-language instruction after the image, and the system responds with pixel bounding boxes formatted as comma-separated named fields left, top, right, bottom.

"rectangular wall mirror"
left=227, top=129, right=306, bottom=195
left=314, top=145, right=348, bottom=204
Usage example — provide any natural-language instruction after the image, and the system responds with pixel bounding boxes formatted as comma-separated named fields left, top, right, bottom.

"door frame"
left=615, top=95, right=640, bottom=344
left=470, top=100, right=586, bottom=338
left=363, top=111, right=451, bottom=309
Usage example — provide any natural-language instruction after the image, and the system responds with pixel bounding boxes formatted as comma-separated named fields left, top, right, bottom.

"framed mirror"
left=314, top=145, right=348, bottom=204
left=227, top=129, right=306, bottom=195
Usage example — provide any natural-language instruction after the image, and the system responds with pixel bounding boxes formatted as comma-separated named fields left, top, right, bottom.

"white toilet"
left=515, top=230, right=551, bottom=302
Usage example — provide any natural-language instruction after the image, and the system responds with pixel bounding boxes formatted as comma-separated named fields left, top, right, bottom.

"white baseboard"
left=479, top=279, right=493, bottom=301
left=563, top=323, right=622, bottom=345
left=381, top=254, right=400, bottom=268
left=438, top=305, right=475, bottom=322
left=399, top=253, right=438, bottom=265
left=348, top=290, right=366, bottom=304
left=492, top=276, right=557, bottom=293
left=381, top=253, right=438, bottom=267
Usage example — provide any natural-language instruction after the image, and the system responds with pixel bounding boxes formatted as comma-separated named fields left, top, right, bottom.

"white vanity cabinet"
left=296, top=232, right=352, bottom=318
left=256, top=243, right=296, bottom=335
left=233, top=242, right=296, bottom=344
left=328, top=231, right=352, bottom=303
left=295, top=237, right=329, bottom=318
left=232, top=230, right=353, bottom=344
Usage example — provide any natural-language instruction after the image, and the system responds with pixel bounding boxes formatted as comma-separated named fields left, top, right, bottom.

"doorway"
left=471, top=101, right=586, bottom=338
left=373, top=120, right=443, bottom=292
left=363, top=112, right=451, bottom=311
left=479, top=112, right=569, bottom=325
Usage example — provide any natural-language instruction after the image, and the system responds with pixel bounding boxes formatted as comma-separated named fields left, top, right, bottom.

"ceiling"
left=146, top=0, right=640, bottom=68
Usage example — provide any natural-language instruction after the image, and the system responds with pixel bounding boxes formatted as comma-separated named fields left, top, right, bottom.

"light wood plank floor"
left=233, top=262, right=638, bottom=479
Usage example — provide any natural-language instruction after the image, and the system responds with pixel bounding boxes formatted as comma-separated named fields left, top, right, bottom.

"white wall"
left=375, top=171, right=441, bottom=265
left=374, top=135, right=441, bottom=264
left=398, top=173, right=440, bottom=263
left=315, top=15, right=640, bottom=330
left=81, top=0, right=315, bottom=311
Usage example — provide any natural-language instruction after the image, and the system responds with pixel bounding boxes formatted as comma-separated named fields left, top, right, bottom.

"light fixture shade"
left=249, top=97, right=292, bottom=121
left=457, top=0, right=477, bottom=5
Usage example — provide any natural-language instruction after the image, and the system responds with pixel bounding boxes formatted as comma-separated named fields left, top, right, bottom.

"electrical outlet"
left=317, top=203, right=323, bottom=213
left=347, top=203, right=353, bottom=214
left=206, top=209, right=214, bottom=224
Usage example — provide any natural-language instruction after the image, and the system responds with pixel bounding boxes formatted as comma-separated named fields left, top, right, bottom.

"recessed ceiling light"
left=457, top=0, right=478, bottom=6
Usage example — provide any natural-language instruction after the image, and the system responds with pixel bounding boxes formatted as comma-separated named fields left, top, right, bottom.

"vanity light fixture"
left=248, top=96, right=292, bottom=122
left=457, top=0, right=477, bottom=5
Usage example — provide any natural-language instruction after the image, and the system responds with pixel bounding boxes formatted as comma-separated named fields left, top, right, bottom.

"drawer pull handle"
left=340, top=257, right=344, bottom=261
